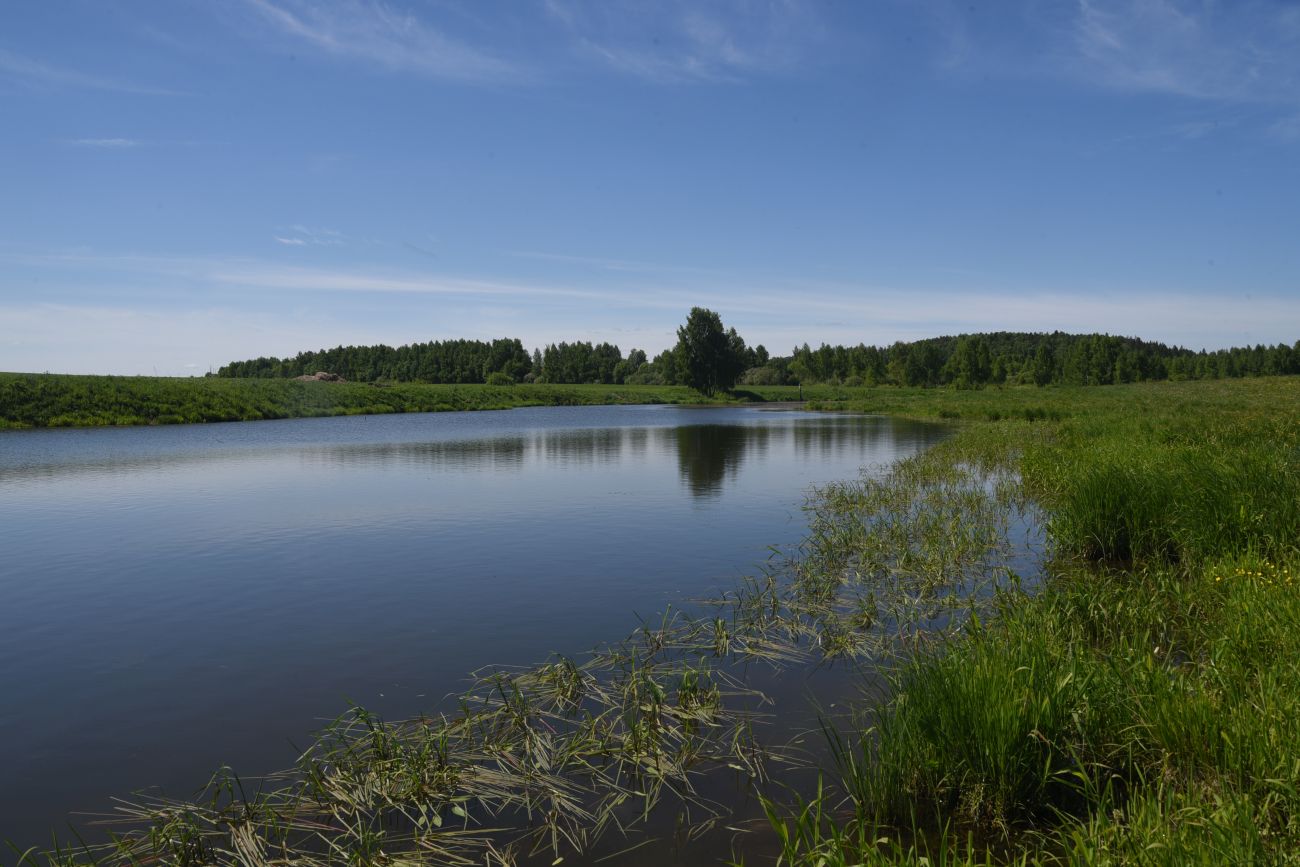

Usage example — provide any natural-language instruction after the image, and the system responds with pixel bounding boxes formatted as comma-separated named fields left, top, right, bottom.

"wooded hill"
left=215, top=331, right=1299, bottom=389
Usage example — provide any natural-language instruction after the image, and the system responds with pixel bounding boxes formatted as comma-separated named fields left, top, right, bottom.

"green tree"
left=1032, top=343, right=1056, bottom=386
left=674, top=307, right=746, bottom=395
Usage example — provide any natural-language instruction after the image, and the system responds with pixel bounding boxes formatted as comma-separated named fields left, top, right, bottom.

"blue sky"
left=3, top=0, right=1298, bottom=375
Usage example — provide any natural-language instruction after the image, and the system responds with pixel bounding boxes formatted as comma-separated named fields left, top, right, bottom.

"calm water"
left=0, top=405, right=946, bottom=846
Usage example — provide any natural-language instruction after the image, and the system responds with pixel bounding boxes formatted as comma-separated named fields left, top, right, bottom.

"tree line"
left=212, top=308, right=769, bottom=391
left=215, top=316, right=1299, bottom=391
left=772, top=332, right=1300, bottom=388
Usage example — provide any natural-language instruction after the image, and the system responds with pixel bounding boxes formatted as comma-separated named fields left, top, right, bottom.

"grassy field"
left=9, top=376, right=1300, bottom=865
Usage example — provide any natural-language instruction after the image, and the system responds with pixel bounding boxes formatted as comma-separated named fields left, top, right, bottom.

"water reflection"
left=280, top=414, right=931, bottom=498
left=674, top=425, right=757, bottom=497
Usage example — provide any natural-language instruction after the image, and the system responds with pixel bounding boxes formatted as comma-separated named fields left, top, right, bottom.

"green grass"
left=764, top=376, right=1300, bottom=865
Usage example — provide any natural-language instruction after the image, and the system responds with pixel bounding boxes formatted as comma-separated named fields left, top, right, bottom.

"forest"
left=215, top=329, right=1299, bottom=389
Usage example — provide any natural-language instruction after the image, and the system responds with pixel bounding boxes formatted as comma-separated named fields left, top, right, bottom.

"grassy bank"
left=6, top=369, right=1271, bottom=431
left=0, top=373, right=839, bottom=429
left=765, top=376, right=1300, bottom=865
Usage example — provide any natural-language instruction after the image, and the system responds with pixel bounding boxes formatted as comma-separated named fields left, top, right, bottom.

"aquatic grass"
left=752, top=782, right=1025, bottom=867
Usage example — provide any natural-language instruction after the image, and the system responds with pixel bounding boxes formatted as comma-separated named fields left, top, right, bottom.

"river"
left=0, top=404, right=947, bottom=848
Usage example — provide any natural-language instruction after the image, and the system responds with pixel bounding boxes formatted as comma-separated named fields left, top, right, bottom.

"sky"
left=2, top=0, right=1299, bottom=376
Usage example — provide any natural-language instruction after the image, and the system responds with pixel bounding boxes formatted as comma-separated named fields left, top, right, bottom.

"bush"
left=485, top=371, right=515, bottom=386
left=740, top=365, right=789, bottom=386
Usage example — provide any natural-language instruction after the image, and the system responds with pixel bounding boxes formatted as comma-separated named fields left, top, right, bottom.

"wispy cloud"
left=1070, top=0, right=1300, bottom=104
left=921, top=1, right=1300, bottom=112
left=210, top=263, right=613, bottom=303
left=543, top=0, right=822, bottom=83
left=1271, top=113, right=1300, bottom=142
left=243, top=0, right=523, bottom=83
left=0, top=47, right=179, bottom=95
left=506, top=249, right=722, bottom=276
left=273, top=225, right=347, bottom=247
left=68, top=137, right=142, bottom=148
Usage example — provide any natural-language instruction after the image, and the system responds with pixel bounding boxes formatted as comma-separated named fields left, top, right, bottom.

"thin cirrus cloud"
left=239, top=0, right=822, bottom=86
left=272, top=226, right=347, bottom=247
left=241, top=0, right=524, bottom=83
left=68, top=138, right=142, bottom=148
left=506, top=249, right=725, bottom=277
left=0, top=47, right=179, bottom=95
left=923, top=0, right=1300, bottom=115
left=1070, top=0, right=1300, bottom=103
left=543, top=0, right=821, bottom=83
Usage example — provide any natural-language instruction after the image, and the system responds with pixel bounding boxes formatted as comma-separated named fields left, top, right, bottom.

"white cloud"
left=243, top=0, right=523, bottom=83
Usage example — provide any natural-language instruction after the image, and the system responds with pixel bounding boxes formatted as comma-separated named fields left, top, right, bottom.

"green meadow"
left=8, top=376, right=1300, bottom=865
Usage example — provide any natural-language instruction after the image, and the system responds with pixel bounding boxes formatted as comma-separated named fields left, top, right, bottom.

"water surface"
left=0, top=405, right=946, bottom=845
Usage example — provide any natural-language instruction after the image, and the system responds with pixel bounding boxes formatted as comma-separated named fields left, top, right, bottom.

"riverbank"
left=764, top=375, right=1300, bottom=864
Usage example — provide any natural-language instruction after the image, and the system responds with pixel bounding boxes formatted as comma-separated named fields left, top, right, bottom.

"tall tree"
left=674, top=307, right=746, bottom=395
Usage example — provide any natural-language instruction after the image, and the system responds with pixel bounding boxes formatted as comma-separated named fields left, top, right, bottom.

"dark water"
left=0, top=405, right=946, bottom=847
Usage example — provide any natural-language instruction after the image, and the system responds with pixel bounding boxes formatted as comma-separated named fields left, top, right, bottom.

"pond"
left=0, top=405, right=947, bottom=847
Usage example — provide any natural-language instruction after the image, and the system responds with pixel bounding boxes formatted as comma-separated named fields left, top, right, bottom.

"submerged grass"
left=10, top=376, right=1300, bottom=864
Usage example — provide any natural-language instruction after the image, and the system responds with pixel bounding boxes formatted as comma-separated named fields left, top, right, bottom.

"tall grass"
left=768, top=377, right=1300, bottom=865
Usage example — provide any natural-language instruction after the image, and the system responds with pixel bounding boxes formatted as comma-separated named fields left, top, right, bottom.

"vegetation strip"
left=0, top=376, right=791, bottom=430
